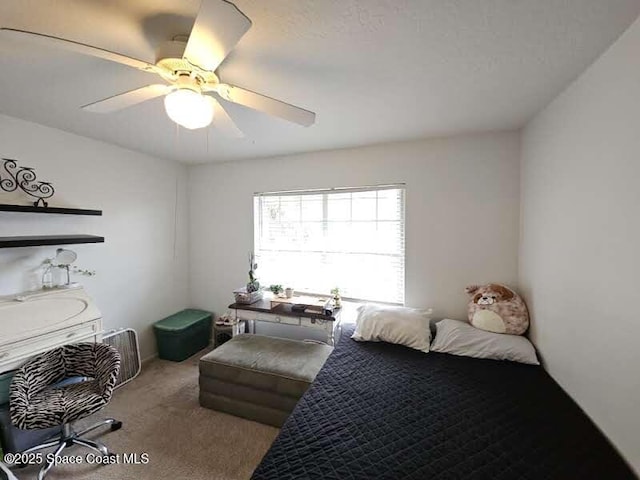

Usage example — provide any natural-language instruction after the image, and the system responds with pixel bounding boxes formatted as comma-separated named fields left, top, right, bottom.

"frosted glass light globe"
left=164, top=88, right=214, bottom=130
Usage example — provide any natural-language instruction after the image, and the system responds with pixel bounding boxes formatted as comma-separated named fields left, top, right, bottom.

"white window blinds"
left=254, top=185, right=405, bottom=304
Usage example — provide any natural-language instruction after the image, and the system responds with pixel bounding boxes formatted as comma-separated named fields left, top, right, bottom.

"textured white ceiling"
left=0, top=0, right=639, bottom=164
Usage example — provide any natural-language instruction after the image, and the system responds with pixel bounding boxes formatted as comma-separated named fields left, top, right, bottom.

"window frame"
left=253, top=184, right=406, bottom=304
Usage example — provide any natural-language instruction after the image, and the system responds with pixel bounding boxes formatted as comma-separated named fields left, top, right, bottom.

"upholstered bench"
left=199, top=334, right=333, bottom=427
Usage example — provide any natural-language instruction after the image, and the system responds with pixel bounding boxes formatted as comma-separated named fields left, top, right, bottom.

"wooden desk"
left=228, top=299, right=341, bottom=346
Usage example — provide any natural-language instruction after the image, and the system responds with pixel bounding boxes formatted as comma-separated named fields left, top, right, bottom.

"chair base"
left=15, top=418, right=122, bottom=480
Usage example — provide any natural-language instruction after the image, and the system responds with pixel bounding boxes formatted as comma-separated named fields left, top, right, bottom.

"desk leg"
left=328, top=321, right=341, bottom=347
left=327, top=321, right=340, bottom=347
left=252, top=319, right=257, bottom=334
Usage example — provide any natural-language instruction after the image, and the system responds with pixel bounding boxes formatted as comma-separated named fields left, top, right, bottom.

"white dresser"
left=0, top=287, right=102, bottom=374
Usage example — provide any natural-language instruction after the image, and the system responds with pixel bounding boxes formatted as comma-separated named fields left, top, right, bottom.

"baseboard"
left=141, top=353, right=158, bottom=366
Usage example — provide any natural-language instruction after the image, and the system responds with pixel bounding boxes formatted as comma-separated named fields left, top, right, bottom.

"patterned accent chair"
left=9, top=343, right=122, bottom=480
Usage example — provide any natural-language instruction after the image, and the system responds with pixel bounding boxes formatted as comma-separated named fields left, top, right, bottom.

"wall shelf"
left=0, top=204, right=102, bottom=216
left=0, top=235, right=105, bottom=249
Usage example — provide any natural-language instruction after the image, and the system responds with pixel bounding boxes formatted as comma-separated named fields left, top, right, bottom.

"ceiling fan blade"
left=211, top=98, right=244, bottom=138
left=0, top=28, right=159, bottom=73
left=216, top=84, right=316, bottom=127
left=183, top=0, right=252, bottom=72
left=81, top=84, right=172, bottom=113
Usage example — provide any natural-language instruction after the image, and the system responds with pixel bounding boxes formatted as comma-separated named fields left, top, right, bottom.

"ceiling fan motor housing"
left=155, top=40, right=219, bottom=86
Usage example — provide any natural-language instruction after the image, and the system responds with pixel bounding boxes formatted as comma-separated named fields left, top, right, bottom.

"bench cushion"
left=199, top=334, right=332, bottom=426
left=200, top=335, right=332, bottom=397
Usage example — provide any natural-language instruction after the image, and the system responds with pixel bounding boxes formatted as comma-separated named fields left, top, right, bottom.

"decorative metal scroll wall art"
left=0, top=158, right=55, bottom=207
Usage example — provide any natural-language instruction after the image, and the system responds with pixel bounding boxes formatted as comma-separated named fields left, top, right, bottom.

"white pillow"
left=351, top=304, right=433, bottom=353
left=431, top=318, right=539, bottom=365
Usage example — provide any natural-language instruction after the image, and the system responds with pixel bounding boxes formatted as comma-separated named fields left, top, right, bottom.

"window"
left=254, top=185, right=405, bottom=304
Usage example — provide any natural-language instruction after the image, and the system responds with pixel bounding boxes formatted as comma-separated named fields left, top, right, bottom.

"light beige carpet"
left=14, top=350, right=279, bottom=480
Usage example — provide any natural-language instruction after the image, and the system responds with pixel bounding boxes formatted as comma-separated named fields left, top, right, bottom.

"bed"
left=251, top=325, right=635, bottom=480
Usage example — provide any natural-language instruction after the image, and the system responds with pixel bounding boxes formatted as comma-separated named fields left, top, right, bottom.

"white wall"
left=189, top=132, right=521, bottom=335
left=520, top=17, right=640, bottom=474
left=0, top=114, right=189, bottom=360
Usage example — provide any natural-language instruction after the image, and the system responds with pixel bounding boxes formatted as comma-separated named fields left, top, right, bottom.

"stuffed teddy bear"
left=465, top=284, right=529, bottom=335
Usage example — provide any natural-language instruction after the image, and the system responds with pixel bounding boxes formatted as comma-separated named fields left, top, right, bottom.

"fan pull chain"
left=174, top=122, right=180, bottom=159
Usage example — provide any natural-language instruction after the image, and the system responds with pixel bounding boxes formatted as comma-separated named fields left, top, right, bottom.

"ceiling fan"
left=0, top=0, right=316, bottom=135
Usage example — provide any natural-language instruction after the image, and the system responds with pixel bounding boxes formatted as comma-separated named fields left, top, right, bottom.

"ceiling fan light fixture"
left=164, top=88, right=214, bottom=130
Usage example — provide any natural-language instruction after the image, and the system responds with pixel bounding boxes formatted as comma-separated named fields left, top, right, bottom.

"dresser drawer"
left=0, top=320, right=101, bottom=371
left=234, top=309, right=259, bottom=322
left=234, top=310, right=301, bottom=326
left=258, top=312, right=301, bottom=325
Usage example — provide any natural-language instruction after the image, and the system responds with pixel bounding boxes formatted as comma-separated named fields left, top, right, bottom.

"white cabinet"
left=0, top=287, right=103, bottom=373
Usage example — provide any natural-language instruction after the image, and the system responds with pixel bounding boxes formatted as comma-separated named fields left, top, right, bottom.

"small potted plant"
left=269, top=284, right=284, bottom=296
left=331, top=287, right=342, bottom=309
left=234, top=252, right=264, bottom=304
left=246, top=252, right=260, bottom=293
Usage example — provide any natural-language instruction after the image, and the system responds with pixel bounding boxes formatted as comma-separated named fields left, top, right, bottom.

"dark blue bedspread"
left=251, top=325, right=636, bottom=479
